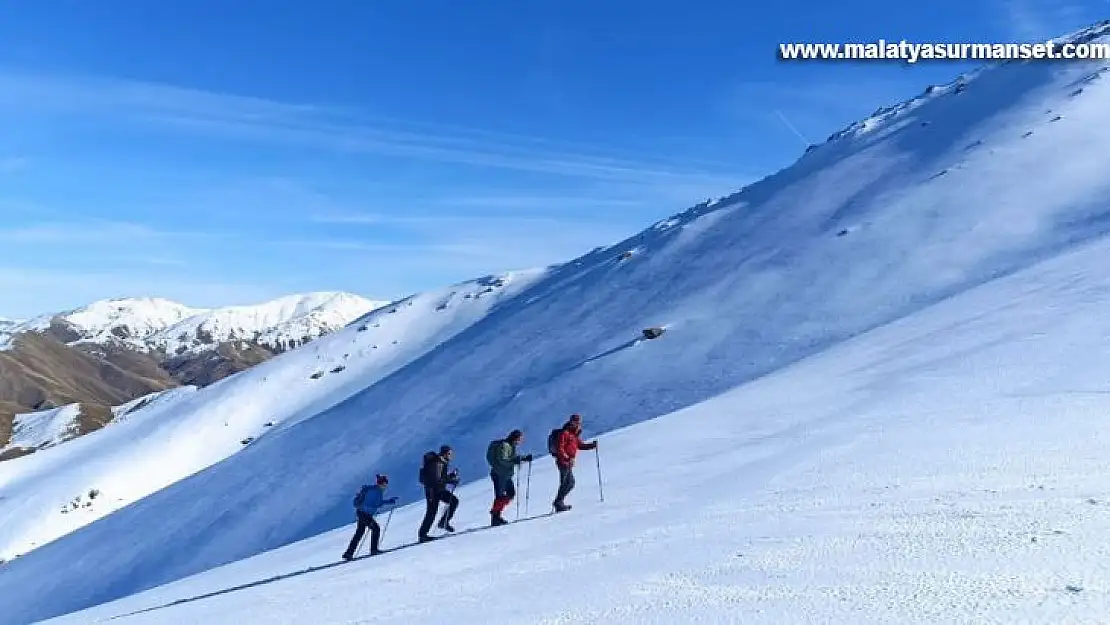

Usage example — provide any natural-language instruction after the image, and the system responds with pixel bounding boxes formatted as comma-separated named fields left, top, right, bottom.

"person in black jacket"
left=418, top=445, right=460, bottom=542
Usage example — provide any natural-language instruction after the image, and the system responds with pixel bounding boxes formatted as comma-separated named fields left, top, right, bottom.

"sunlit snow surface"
left=47, top=236, right=1110, bottom=624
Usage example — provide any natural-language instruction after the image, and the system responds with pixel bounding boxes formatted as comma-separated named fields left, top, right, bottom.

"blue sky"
left=0, top=0, right=1105, bottom=317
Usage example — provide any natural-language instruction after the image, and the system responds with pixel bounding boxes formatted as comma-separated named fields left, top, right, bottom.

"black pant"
left=491, top=471, right=516, bottom=500
left=418, top=487, right=459, bottom=538
left=343, top=510, right=381, bottom=557
left=555, top=464, right=575, bottom=504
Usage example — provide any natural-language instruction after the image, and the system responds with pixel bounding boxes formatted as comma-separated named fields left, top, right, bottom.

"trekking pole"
left=381, top=506, right=395, bottom=547
left=515, top=469, right=522, bottom=521
left=595, top=447, right=605, bottom=503
left=525, top=460, right=532, bottom=515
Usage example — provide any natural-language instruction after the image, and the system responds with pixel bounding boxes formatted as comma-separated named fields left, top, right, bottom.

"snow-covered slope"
left=4, top=20, right=1110, bottom=624
left=0, top=272, right=539, bottom=564
left=0, top=292, right=386, bottom=356
left=110, top=387, right=200, bottom=423
left=42, top=233, right=1110, bottom=624
left=0, top=405, right=83, bottom=457
left=0, top=389, right=205, bottom=460
left=0, top=318, right=21, bottom=350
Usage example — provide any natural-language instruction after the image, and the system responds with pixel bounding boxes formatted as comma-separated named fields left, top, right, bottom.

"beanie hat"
left=439, top=445, right=453, bottom=455
left=508, top=429, right=524, bottom=441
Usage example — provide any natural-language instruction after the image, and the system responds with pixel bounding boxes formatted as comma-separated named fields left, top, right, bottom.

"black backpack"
left=486, top=439, right=502, bottom=467
left=418, top=451, right=438, bottom=485
left=547, top=428, right=562, bottom=456
left=353, top=485, right=370, bottom=508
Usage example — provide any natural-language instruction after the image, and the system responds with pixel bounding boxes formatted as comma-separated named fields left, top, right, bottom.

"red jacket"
left=556, top=427, right=596, bottom=467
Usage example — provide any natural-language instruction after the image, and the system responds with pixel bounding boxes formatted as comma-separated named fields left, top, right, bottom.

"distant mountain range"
left=0, top=292, right=386, bottom=460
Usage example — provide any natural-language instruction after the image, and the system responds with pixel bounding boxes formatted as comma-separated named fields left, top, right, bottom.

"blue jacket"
left=355, top=485, right=395, bottom=515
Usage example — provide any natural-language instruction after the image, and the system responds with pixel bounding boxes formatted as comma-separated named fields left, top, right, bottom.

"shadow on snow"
left=106, top=511, right=558, bottom=621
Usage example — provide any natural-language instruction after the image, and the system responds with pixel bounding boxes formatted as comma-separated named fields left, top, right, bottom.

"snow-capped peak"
left=152, top=292, right=389, bottom=356
left=51, top=298, right=202, bottom=343
left=1, top=292, right=388, bottom=356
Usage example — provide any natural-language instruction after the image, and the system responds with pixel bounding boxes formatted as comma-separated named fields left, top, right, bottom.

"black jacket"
left=421, top=452, right=456, bottom=492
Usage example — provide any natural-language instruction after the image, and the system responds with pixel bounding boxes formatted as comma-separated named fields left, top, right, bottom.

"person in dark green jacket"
left=486, top=429, right=532, bottom=526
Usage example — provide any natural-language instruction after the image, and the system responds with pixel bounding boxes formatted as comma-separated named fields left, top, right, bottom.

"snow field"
left=0, top=405, right=83, bottom=456
left=45, top=233, right=1110, bottom=625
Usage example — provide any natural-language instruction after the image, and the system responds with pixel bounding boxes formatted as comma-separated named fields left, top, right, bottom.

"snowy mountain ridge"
left=153, top=292, right=385, bottom=355
left=23, top=297, right=202, bottom=344
left=3, top=292, right=386, bottom=356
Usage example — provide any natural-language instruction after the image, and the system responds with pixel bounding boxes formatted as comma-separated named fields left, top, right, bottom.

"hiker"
left=550, top=413, right=597, bottom=512
left=486, top=429, right=533, bottom=526
left=341, top=473, right=397, bottom=560
left=418, top=445, right=460, bottom=541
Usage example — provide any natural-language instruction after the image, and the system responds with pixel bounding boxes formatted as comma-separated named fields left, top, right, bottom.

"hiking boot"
left=553, top=501, right=571, bottom=513
left=341, top=552, right=353, bottom=561
left=418, top=534, right=437, bottom=543
left=491, top=513, right=508, bottom=527
left=437, top=517, right=455, bottom=532
left=369, top=549, right=383, bottom=556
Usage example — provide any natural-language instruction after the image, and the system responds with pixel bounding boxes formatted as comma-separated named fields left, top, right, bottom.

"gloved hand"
left=522, top=454, right=533, bottom=462
left=386, top=497, right=398, bottom=505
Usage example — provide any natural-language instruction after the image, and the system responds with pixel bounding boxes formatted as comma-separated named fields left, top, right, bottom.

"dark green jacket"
left=488, top=440, right=524, bottom=478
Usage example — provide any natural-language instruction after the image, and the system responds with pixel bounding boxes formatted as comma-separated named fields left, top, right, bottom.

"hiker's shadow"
left=108, top=511, right=557, bottom=621
left=379, top=509, right=555, bottom=555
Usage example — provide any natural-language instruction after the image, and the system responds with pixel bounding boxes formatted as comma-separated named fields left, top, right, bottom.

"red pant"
left=490, top=472, right=515, bottom=514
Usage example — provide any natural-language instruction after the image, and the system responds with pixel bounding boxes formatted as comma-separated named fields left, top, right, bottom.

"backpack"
left=353, top=485, right=370, bottom=508
left=486, top=440, right=502, bottom=467
left=547, top=428, right=562, bottom=456
left=418, top=451, right=438, bottom=485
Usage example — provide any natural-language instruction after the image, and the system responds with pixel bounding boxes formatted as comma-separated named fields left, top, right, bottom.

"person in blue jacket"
left=342, top=473, right=397, bottom=560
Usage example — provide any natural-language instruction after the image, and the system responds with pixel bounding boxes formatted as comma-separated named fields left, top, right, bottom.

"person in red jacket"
left=552, top=413, right=597, bottom=512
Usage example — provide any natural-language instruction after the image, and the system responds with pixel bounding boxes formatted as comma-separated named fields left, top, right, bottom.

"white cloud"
left=728, top=76, right=928, bottom=143
left=443, top=195, right=645, bottom=210
left=284, top=211, right=636, bottom=276
left=997, top=0, right=1093, bottom=41
left=0, top=157, right=29, bottom=174
left=0, top=220, right=222, bottom=245
left=0, top=199, right=44, bottom=217
left=0, top=267, right=284, bottom=318
left=0, top=70, right=738, bottom=190
left=0, top=70, right=751, bottom=316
